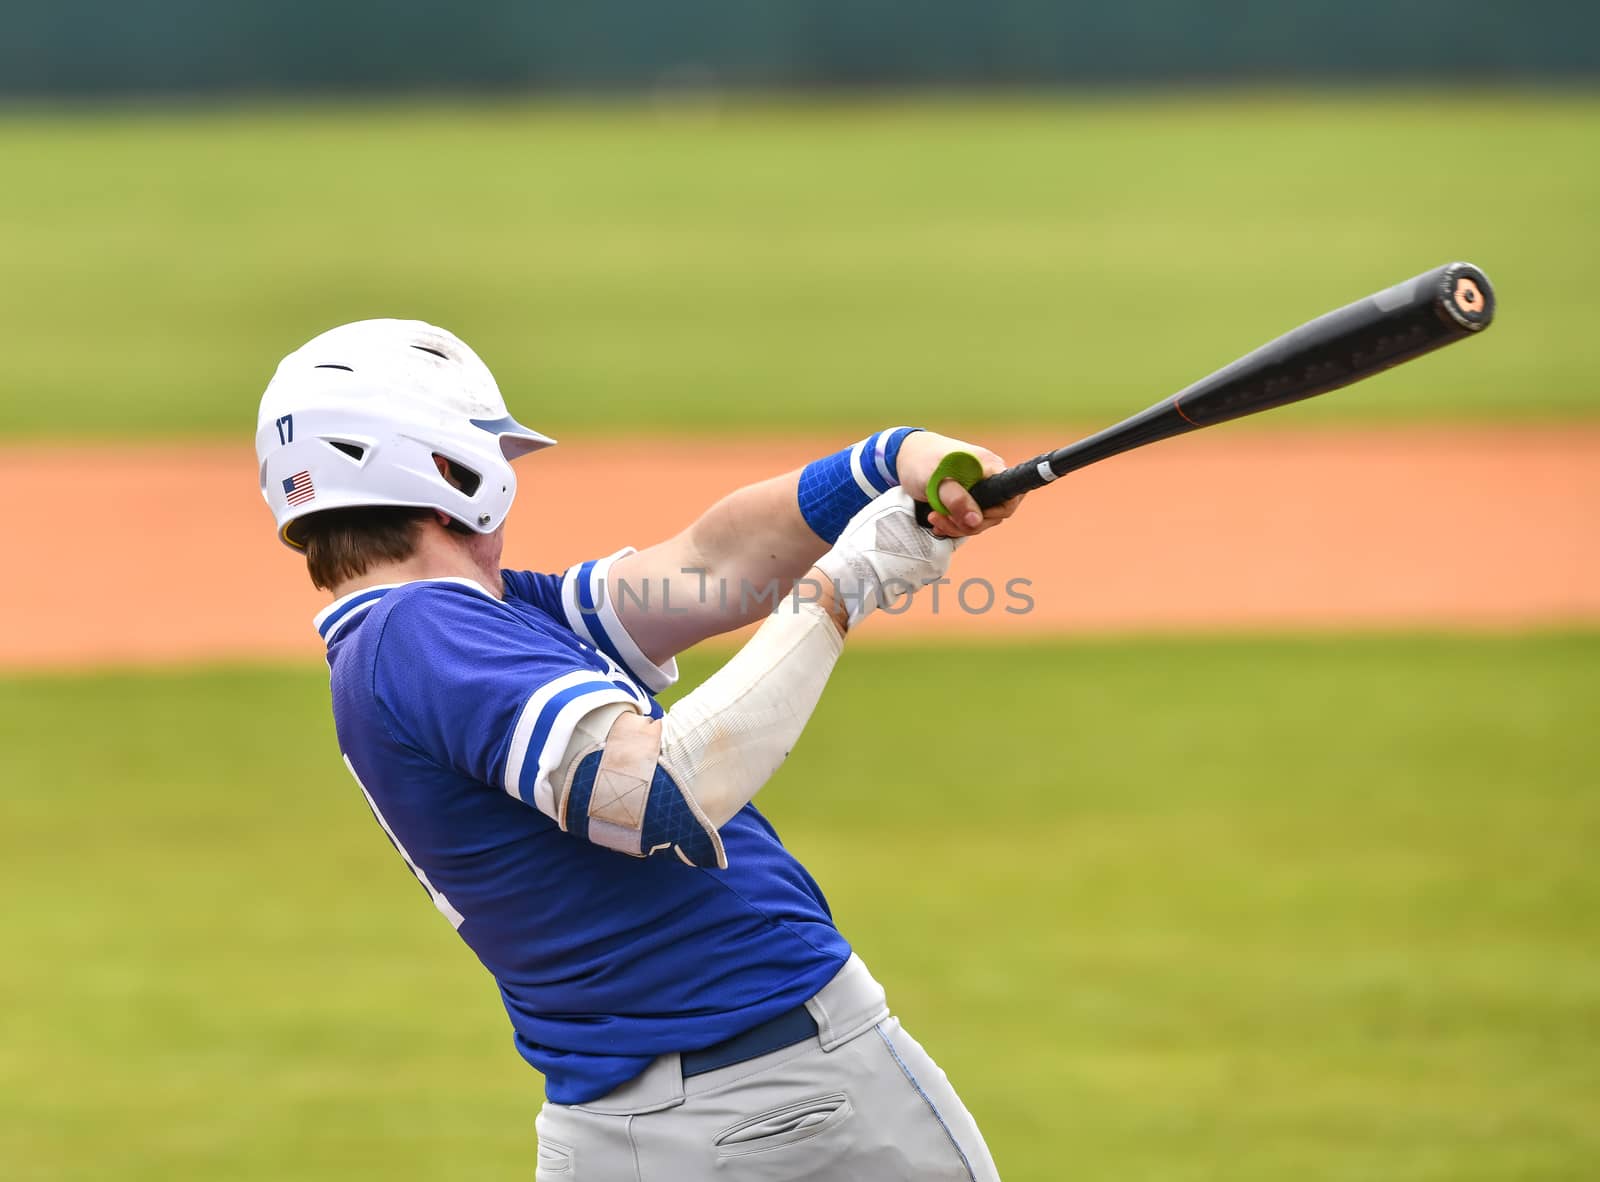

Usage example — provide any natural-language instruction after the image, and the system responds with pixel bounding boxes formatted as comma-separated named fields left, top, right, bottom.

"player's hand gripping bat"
left=921, top=261, right=1495, bottom=521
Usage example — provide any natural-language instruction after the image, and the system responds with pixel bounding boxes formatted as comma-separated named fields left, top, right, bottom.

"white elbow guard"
left=550, top=596, right=844, bottom=869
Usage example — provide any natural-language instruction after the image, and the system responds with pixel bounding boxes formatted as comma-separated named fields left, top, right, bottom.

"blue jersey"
left=314, top=551, right=851, bottom=1104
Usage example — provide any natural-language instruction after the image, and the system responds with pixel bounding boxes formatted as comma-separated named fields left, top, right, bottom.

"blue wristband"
left=797, top=427, right=920, bottom=543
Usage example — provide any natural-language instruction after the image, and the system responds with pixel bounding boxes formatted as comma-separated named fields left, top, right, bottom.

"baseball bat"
left=922, top=261, right=1495, bottom=519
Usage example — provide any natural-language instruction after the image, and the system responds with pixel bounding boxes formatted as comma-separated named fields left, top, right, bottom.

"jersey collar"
left=313, top=577, right=499, bottom=644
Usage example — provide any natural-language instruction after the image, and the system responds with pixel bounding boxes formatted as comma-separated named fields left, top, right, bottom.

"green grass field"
left=3, top=91, right=1592, bottom=1182
left=1, top=93, right=1596, bottom=439
left=3, top=635, right=1595, bottom=1180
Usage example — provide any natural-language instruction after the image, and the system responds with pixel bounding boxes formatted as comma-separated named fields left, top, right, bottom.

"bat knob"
left=1438, top=262, right=1495, bottom=332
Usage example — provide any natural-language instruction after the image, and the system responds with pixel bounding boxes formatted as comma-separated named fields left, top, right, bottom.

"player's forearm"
left=547, top=493, right=955, bottom=869
left=606, top=472, right=824, bottom=661
left=679, top=471, right=830, bottom=620
left=613, top=429, right=921, bottom=662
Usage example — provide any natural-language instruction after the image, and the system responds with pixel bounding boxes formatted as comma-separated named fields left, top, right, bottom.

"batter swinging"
left=255, top=319, right=1018, bottom=1180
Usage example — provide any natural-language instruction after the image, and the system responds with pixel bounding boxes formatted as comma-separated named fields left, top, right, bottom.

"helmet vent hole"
left=411, top=345, right=449, bottom=360
left=314, top=364, right=354, bottom=372
left=433, top=454, right=482, bottom=497
left=327, top=441, right=366, bottom=462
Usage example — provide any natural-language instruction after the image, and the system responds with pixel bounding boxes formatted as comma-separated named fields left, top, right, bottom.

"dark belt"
left=680, top=1003, right=819, bottom=1078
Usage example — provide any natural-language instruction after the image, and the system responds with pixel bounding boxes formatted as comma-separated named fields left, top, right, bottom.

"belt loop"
left=806, top=953, right=890, bottom=1052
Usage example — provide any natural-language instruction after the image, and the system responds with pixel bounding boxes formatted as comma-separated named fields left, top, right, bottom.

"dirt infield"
left=2, top=427, right=1595, bottom=671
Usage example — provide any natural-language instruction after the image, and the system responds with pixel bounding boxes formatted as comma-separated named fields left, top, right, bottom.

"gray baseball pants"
left=534, top=954, right=1001, bottom=1180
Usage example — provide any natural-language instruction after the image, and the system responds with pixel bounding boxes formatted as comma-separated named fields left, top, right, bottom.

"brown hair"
left=295, top=507, right=428, bottom=591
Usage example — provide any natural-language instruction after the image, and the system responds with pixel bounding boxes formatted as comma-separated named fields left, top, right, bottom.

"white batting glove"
left=813, top=489, right=961, bottom=629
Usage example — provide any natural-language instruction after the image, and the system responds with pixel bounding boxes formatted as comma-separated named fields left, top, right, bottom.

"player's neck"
left=329, top=524, right=504, bottom=602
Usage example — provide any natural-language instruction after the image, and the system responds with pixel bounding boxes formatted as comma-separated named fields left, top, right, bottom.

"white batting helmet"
left=256, top=319, right=554, bottom=549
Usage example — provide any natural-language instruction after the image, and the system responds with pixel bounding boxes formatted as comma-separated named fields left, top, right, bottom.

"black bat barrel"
left=965, top=261, right=1495, bottom=509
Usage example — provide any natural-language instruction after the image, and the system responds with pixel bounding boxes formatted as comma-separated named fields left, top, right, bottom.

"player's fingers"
left=960, top=495, right=1024, bottom=537
left=936, top=478, right=984, bottom=533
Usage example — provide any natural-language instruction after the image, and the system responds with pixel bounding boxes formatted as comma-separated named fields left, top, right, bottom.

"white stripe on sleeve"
left=847, top=440, right=878, bottom=497
left=872, top=430, right=895, bottom=487
left=560, top=565, right=601, bottom=647
left=502, top=671, right=636, bottom=818
left=562, top=550, right=679, bottom=694
left=528, top=686, right=638, bottom=818
left=589, top=555, right=679, bottom=693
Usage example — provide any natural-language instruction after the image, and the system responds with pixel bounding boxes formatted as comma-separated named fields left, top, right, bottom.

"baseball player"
left=256, top=319, right=1018, bottom=1180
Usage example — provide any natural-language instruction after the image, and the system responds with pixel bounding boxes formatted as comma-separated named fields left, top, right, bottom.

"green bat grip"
left=925, top=451, right=985, bottom=516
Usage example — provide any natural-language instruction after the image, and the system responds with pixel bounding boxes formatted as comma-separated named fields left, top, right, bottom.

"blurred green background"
left=2, top=94, right=1597, bottom=438
left=4, top=2, right=1597, bottom=1178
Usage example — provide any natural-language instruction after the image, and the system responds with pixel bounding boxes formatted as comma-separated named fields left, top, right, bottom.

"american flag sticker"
left=282, top=470, right=316, bottom=506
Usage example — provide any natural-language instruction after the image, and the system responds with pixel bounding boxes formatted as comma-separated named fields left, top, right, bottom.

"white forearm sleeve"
left=547, top=597, right=844, bottom=866
left=546, top=490, right=944, bottom=866
left=658, top=596, right=844, bottom=827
